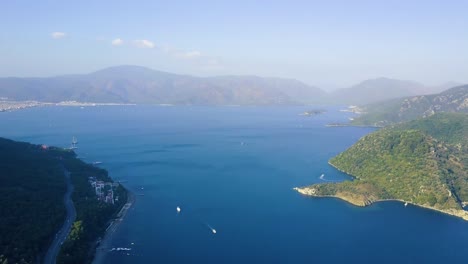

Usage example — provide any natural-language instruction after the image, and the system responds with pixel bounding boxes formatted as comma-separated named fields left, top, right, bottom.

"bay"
left=1, top=106, right=467, bottom=263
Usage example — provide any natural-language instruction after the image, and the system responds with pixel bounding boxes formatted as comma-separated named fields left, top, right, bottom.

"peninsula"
left=296, top=113, right=468, bottom=220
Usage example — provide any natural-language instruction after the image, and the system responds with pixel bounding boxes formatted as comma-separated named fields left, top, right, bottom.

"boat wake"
left=205, top=223, right=217, bottom=234
left=173, top=202, right=217, bottom=234
left=318, top=173, right=338, bottom=182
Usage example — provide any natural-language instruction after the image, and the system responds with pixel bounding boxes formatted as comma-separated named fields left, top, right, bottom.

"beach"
left=92, top=190, right=135, bottom=264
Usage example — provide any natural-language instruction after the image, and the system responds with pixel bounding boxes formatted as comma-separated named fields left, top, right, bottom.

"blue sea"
left=1, top=106, right=468, bottom=264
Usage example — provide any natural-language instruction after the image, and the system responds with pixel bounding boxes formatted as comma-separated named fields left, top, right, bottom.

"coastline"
left=0, top=100, right=136, bottom=113
left=92, top=189, right=135, bottom=264
left=294, top=187, right=468, bottom=221
left=325, top=123, right=382, bottom=128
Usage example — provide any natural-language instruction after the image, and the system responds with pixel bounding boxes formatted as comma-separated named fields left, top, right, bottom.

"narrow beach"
left=92, top=190, right=135, bottom=264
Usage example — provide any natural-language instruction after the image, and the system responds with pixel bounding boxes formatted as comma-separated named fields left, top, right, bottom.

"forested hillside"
left=296, top=113, right=468, bottom=219
left=0, top=138, right=127, bottom=264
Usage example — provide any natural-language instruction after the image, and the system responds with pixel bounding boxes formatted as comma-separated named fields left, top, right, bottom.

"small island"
left=296, top=113, right=468, bottom=221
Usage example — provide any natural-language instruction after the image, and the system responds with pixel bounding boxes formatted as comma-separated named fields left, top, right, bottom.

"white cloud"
left=111, top=38, right=124, bottom=46
left=133, top=39, right=155, bottom=48
left=51, top=32, right=66, bottom=39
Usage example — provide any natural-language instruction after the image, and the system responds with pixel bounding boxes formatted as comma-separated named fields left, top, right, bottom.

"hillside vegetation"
left=0, top=138, right=66, bottom=264
left=0, top=138, right=127, bottom=264
left=296, top=113, right=468, bottom=219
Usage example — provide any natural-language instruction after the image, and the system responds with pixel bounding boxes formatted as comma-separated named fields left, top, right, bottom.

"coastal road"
left=43, top=170, right=76, bottom=264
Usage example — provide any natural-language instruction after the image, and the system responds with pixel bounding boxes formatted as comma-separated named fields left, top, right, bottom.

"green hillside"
left=0, top=138, right=67, bottom=264
left=0, top=138, right=127, bottom=264
left=296, top=113, right=468, bottom=219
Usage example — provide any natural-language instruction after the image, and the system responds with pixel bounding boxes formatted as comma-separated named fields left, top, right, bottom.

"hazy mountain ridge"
left=0, top=66, right=462, bottom=105
left=0, top=65, right=325, bottom=105
left=329, top=77, right=459, bottom=105
left=351, top=85, right=468, bottom=126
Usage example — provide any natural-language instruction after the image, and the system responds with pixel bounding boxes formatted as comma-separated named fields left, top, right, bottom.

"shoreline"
left=325, top=123, right=382, bottom=128
left=294, top=187, right=468, bottom=221
left=92, top=189, right=135, bottom=264
left=0, top=101, right=136, bottom=113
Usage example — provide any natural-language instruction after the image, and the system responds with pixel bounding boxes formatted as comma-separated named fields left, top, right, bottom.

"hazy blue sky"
left=1, top=0, right=467, bottom=88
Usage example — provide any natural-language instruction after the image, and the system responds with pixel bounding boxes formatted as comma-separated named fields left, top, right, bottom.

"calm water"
left=1, top=106, right=468, bottom=264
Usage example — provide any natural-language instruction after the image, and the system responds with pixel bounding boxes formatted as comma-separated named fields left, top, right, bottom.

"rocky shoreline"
left=294, top=187, right=468, bottom=221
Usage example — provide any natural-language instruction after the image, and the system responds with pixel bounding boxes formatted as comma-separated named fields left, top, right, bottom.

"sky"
left=1, top=0, right=467, bottom=89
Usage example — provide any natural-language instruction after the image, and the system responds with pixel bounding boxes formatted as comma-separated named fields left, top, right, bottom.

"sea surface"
left=1, top=106, right=468, bottom=264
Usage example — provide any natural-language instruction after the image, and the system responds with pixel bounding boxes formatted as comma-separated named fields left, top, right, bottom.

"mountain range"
left=351, top=85, right=468, bottom=126
left=329, top=77, right=461, bottom=105
left=0, top=66, right=325, bottom=105
left=0, top=65, right=463, bottom=105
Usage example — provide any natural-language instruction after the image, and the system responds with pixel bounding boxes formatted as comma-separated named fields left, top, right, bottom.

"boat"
left=212, top=229, right=217, bottom=234
left=93, top=161, right=103, bottom=165
left=320, top=174, right=325, bottom=180
left=176, top=206, right=181, bottom=213
left=404, top=202, right=408, bottom=207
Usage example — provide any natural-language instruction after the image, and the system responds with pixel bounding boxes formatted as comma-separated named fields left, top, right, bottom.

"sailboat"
left=176, top=206, right=181, bottom=213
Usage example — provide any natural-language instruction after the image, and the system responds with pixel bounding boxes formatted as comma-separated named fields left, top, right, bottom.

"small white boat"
left=320, top=174, right=325, bottom=180
left=212, top=229, right=217, bottom=234
left=176, top=206, right=181, bottom=213
left=404, top=202, right=408, bottom=207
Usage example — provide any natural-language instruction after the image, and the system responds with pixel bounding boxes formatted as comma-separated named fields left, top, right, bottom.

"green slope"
left=297, top=113, right=468, bottom=218
left=0, top=138, right=67, bottom=264
left=0, top=138, right=127, bottom=264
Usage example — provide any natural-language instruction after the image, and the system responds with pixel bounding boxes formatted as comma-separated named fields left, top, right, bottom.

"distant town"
left=0, top=100, right=46, bottom=112
left=0, top=99, right=134, bottom=112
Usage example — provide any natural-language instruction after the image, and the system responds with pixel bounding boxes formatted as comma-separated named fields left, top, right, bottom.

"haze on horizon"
left=1, top=0, right=467, bottom=90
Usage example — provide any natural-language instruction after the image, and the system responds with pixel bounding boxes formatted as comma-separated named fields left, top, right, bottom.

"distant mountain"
left=330, top=77, right=458, bottom=105
left=0, top=65, right=326, bottom=105
left=296, top=113, right=468, bottom=221
left=351, top=85, right=468, bottom=126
